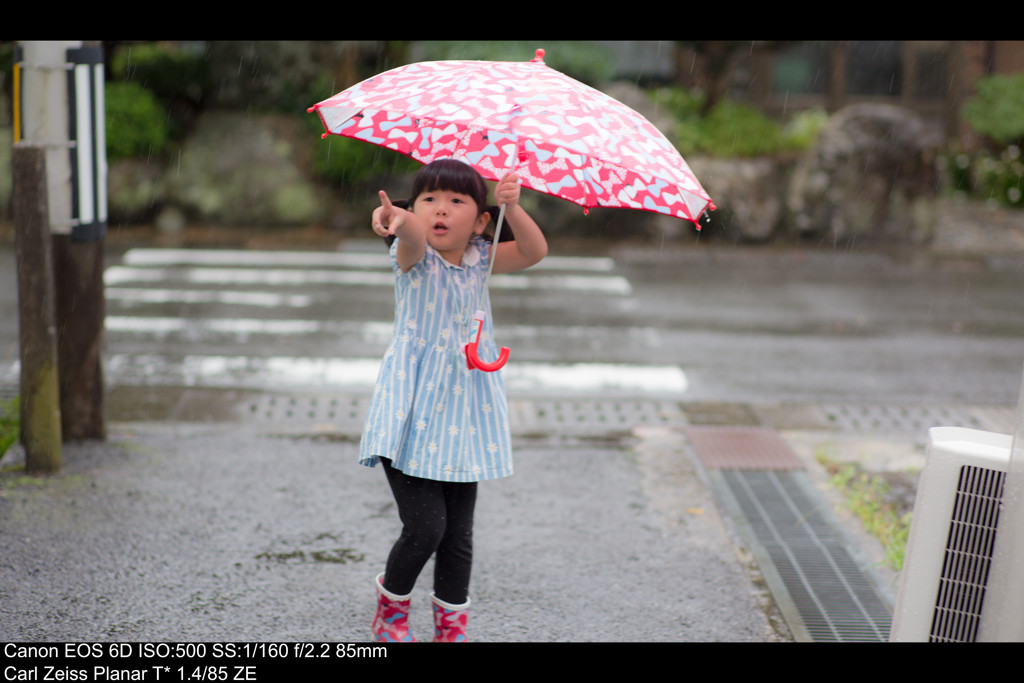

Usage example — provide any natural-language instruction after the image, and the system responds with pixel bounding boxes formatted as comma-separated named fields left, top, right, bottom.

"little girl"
left=359, top=158, right=547, bottom=642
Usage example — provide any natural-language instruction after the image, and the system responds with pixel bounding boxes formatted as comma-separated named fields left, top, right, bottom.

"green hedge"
left=110, top=42, right=208, bottom=111
left=944, top=145, right=1024, bottom=207
left=962, top=74, right=1024, bottom=148
left=652, top=87, right=827, bottom=158
left=307, top=117, right=420, bottom=186
left=105, top=81, right=170, bottom=161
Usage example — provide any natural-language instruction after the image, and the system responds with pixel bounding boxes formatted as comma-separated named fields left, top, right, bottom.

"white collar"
left=462, top=242, right=481, bottom=267
left=429, top=240, right=481, bottom=268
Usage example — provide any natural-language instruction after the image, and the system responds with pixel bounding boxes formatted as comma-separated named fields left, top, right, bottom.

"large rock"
left=108, top=112, right=331, bottom=229
left=689, top=155, right=794, bottom=241
left=167, top=112, right=326, bottom=227
left=786, top=103, right=943, bottom=243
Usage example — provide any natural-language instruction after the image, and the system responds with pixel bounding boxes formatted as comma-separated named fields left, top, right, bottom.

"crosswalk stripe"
left=120, top=247, right=616, bottom=272
left=106, top=287, right=319, bottom=308
left=93, top=247, right=687, bottom=399
left=105, top=316, right=662, bottom=349
left=104, top=266, right=633, bottom=296
left=99, top=354, right=688, bottom=396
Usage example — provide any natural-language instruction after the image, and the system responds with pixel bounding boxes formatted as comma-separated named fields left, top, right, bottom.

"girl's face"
left=412, top=188, right=490, bottom=265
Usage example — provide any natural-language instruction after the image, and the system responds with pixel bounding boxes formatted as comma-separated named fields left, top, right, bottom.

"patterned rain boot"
left=372, top=573, right=416, bottom=642
left=430, top=593, right=470, bottom=642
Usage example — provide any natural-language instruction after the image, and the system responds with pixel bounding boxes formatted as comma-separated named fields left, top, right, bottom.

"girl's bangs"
left=412, top=159, right=488, bottom=209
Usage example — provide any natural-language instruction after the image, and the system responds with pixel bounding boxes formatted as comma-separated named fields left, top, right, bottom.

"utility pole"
left=12, top=145, right=62, bottom=473
left=15, top=41, right=107, bottom=441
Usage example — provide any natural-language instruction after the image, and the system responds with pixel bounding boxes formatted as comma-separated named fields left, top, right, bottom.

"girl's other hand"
left=495, top=173, right=521, bottom=209
left=372, top=190, right=403, bottom=237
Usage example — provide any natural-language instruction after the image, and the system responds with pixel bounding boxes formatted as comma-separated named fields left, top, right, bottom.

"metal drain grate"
left=246, top=394, right=369, bottom=431
left=715, top=469, right=892, bottom=641
left=822, top=404, right=985, bottom=433
left=509, top=399, right=685, bottom=435
left=686, top=426, right=804, bottom=470
left=686, top=426, right=892, bottom=641
left=240, top=394, right=685, bottom=437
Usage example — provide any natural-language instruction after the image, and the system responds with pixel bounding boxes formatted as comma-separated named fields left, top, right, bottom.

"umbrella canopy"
left=308, top=49, right=714, bottom=227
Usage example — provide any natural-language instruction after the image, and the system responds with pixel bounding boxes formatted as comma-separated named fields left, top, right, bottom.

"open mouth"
left=432, top=223, right=449, bottom=235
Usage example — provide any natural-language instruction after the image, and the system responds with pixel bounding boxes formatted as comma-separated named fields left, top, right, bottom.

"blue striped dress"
left=358, top=236, right=513, bottom=482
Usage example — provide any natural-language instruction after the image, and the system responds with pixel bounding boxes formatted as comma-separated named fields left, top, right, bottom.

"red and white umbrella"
left=308, top=48, right=715, bottom=372
left=308, top=48, right=714, bottom=226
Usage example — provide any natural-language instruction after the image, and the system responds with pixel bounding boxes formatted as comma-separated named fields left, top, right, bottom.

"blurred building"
left=662, top=41, right=1024, bottom=148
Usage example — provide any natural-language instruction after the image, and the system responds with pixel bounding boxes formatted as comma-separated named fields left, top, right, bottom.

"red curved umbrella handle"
left=466, top=342, right=510, bottom=372
left=464, top=310, right=509, bottom=372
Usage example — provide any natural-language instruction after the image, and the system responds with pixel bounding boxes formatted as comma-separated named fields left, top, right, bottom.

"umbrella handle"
left=464, top=310, right=510, bottom=372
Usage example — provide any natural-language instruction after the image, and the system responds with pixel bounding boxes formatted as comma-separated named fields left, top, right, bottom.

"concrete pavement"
left=0, top=411, right=789, bottom=643
left=8, top=385, right=1017, bottom=644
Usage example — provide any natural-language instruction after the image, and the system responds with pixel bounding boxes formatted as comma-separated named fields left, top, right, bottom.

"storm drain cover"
left=246, top=394, right=369, bottom=431
left=822, top=404, right=985, bottom=433
left=509, top=399, right=685, bottom=435
left=717, top=470, right=893, bottom=641
left=686, top=425, right=892, bottom=642
left=686, top=426, right=804, bottom=470
left=242, top=394, right=685, bottom=437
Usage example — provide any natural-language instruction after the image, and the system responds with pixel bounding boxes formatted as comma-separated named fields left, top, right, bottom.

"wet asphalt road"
left=6, top=238, right=1019, bottom=406
left=1, top=235, right=1023, bottom=645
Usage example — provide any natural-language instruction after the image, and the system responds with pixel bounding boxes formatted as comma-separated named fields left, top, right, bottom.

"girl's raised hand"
left=372, top=190, right=403, bottom=237
left=495, top=173, right=521, bottom=209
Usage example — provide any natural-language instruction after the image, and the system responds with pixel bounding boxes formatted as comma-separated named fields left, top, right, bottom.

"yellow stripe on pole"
left=12, top=61, right=20, bottom=143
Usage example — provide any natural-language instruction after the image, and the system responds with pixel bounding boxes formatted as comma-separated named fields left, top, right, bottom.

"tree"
left=676, top=41, right=801, bottom=116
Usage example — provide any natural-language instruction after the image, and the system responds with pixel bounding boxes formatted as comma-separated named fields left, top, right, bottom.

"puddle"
left=256, top=532, right=365, bottom=565
left=256, top=548, right=364, bottom=564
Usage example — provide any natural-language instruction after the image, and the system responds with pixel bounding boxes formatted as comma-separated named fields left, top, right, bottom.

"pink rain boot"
left=372, top=573, right=415, bottom=642
left=430, top=593, right=470, bottom=642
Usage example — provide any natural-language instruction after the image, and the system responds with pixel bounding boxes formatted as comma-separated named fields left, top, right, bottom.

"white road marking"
left=105, top=316, right=661, bottom=349
left=106, top=287, right=318, bottom=308
left=104, top=266, right=633, bottom=296
left=98, top=354, right=688, bottom=396
left=120, top=248, right=615, bottom=272
left=91, top=247, right=684, bottom=398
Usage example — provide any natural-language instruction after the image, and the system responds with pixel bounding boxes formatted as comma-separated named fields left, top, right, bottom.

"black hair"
left=382, top=158, right=512, bottom=247
left=411, top=158, right=489, bottom=212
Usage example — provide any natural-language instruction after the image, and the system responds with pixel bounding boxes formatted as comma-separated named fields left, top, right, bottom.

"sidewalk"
left=7, top=387, right=1015, bottom=643
left=0, top=412, right=789, bottom=643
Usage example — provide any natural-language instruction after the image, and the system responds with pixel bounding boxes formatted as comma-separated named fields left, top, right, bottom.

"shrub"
left=820, top=455, right=912, bottom=571
left=651, top=87, right=823, bottom=158
left=307, top=116, right=419, bottom=186
left=976, top=145, right=1024, bottom=206
left=962, top=73, right=1024, bottom=148
left=105, top=81, right=170, bottom=160
left=693, top=99, right=791, bottom=157
left=110, top=42, right=208, bottom=110
left=942, top=144, right=1024, bottom=207
left=782, top=108, right=830, bottom=149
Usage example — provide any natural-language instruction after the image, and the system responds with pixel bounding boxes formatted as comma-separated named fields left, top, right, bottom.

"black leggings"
left=380, top=459, right=477, bottom=605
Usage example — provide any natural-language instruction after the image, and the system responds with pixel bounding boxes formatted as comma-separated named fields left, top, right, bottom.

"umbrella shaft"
left=478, top=202, right=506, bottom=312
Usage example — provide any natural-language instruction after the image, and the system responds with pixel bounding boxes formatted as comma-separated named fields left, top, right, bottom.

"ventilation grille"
left=929, top=464, right=1006, bottom=642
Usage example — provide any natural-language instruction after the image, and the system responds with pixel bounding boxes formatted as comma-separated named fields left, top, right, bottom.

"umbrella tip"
left=532, top=48, right=545, bottom=63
